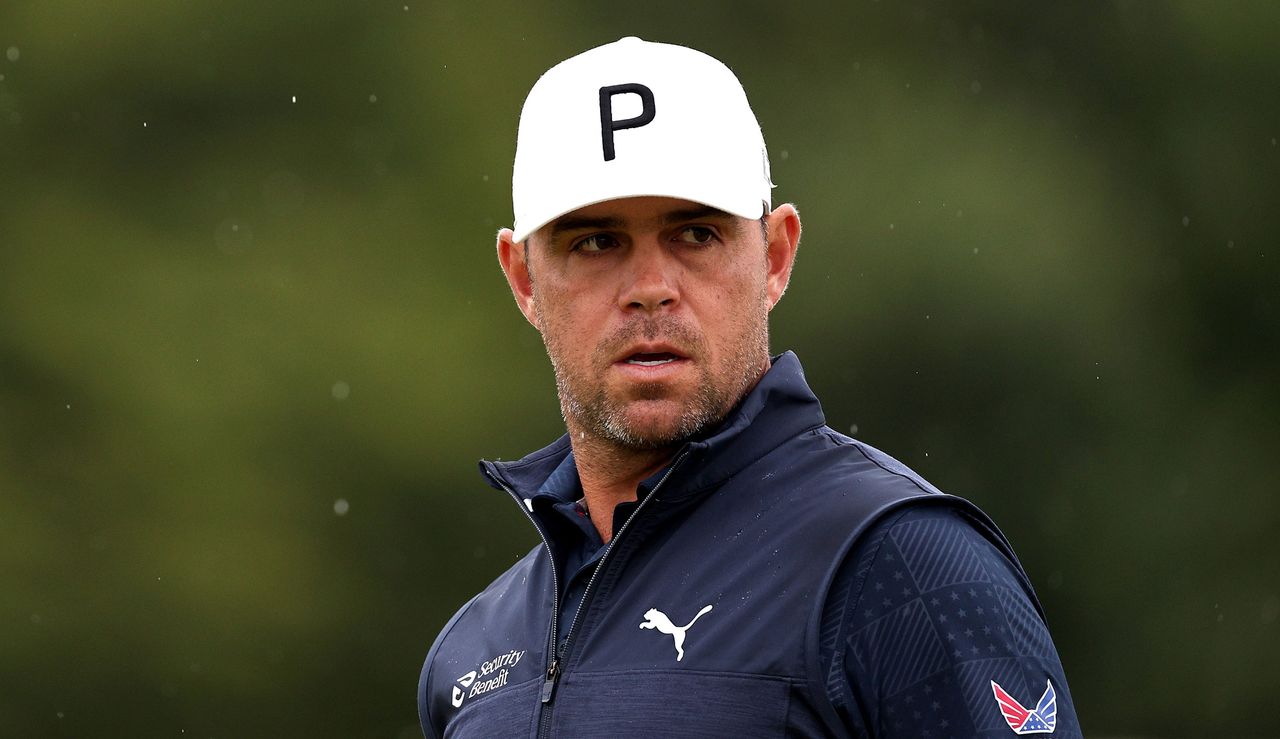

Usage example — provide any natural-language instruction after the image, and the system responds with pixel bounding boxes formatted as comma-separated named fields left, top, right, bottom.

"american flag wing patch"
left=990, top=681, right=1030, bottom=731
left=991, top=679, right=1058, bottom=734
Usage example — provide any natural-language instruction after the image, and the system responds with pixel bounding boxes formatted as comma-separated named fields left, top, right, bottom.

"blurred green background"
left=2, top=1, right=1277, bottom=737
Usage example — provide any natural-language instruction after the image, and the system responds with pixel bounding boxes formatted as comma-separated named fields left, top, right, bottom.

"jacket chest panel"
left=565, top=479, right=836, bottom=676
left=569, top=543, right=817, bottom=675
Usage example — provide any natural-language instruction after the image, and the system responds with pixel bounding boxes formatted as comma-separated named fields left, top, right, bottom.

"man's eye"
left=572, top=234, right=618, bottom=253
left=676, top=226, right=716, bottom=245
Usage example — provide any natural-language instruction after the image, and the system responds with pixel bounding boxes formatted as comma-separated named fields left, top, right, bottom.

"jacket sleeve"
left=819, top=505, right=1082, bottom=738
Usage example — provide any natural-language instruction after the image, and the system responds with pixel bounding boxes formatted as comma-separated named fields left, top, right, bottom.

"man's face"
left=510, top=197, right=789, bottom=450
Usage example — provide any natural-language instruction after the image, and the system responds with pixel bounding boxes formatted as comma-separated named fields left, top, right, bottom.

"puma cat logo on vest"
left=639, top=604, right=713, bottom=661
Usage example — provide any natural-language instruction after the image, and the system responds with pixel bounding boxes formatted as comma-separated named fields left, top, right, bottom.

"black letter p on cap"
left=599, top=83, right=656, bottom=161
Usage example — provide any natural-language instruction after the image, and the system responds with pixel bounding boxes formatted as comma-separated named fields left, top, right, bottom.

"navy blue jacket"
left=419, top=353, right=1076, bottom=737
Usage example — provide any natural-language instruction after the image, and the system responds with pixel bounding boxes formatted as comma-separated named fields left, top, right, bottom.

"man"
left=419, top=37, right=1079, bottom=738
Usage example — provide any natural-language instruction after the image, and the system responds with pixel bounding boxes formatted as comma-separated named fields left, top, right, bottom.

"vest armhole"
left=801, top=495, right=997, bottom=736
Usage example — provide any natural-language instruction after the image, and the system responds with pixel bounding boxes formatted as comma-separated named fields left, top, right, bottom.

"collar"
left=479, top=351, right=827, bottom=501
left=531, top=450, right=582, bottom=508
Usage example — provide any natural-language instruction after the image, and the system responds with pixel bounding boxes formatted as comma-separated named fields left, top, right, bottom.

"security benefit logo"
left=451, top=649, right=526, bottom=708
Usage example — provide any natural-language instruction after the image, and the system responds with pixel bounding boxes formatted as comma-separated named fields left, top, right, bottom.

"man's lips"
left=625, top=352, right=680, bottom=367
left=613, top=344, right=689, bottom=368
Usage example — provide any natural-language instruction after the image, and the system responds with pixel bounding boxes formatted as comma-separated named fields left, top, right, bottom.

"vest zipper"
left=540, top=657, right=560, bottom=703
left=488, top=451, right=688, bottom=738
left=535, top=452, right=690, bottom=736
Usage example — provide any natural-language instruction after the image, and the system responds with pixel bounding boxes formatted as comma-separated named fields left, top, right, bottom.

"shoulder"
left=790, top=428, right=951, bottom=511
left=761, top=427, right=954, bottom=525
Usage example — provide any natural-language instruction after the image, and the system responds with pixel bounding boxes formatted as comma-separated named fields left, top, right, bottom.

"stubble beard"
left=537, top=301, right=770, bottom=451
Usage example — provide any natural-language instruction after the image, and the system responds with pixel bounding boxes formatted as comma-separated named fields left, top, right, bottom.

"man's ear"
left=764, top=204, right=801, bottom=309
left=496, top=228, right=540, bottom=329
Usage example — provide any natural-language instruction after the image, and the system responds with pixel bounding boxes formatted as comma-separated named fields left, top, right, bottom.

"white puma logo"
left=639, top=605, right=713, bottom=661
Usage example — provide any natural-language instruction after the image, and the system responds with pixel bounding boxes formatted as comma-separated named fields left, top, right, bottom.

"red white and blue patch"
left=990, top=679, right=1057, bottom=735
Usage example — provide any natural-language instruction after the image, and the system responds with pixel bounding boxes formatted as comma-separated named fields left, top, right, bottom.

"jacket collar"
left=479, top=351, right=827, bottom=500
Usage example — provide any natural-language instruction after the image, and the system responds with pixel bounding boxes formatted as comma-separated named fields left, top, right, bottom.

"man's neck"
left=567, top=430, right=679, bottom=544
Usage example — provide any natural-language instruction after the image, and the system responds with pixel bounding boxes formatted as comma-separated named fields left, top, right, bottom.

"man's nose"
left=618, top=241, right=680, bottom=313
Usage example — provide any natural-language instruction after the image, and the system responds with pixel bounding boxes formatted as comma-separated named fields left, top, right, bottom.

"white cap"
left=511, top=37, right=774, bottom=243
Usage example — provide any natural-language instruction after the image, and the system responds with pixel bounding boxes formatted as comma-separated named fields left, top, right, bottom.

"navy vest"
left=419, top=353, right=1027, bottom=738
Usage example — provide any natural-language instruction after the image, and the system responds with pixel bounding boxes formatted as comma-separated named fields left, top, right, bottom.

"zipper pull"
left=540, top=658, right=561, bottom=704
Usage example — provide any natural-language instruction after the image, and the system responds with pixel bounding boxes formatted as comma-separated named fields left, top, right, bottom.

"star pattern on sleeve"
left=819, top=504, right=1080, bottom=738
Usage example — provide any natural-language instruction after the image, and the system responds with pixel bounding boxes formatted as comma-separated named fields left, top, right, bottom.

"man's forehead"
left=540, top=197, right=739, bottom=239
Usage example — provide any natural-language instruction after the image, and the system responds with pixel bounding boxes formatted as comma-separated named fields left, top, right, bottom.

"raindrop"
left=291, top=95, right=297, bottom=103
left=368, top=93, right=378, bottom=103
left=1181, top=215, right=1190, bottom=227
left=970, top=80, right=982, bottom=94
left=5, top=47, right=18, bottom=62
left=215, top=217, right=253, bottom=253
left=848, top=423, right=859, bottom=435
left=780, top=149, right=789, bottom=161
left=331, top=381, right=351, bottom=400
left=888, top=223, right=895, bottom=230
left=333, top=498, right=350, bottom=516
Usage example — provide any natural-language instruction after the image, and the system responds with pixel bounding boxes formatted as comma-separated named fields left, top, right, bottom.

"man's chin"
left=600, top=401, right=716, bottom=450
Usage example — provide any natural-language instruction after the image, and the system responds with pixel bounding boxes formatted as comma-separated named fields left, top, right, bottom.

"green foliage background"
left=2, top=2, right=1277, bottom=737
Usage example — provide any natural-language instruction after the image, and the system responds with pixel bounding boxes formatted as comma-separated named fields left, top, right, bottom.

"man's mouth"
left=625, top=352, right=681, bottom=367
